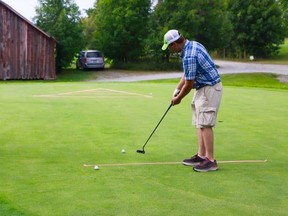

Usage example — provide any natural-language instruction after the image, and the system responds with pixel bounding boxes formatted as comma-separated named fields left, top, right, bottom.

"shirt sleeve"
left=183, top=56, right=197, bottom=81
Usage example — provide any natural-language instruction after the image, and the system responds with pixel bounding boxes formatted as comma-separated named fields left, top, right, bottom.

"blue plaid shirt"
left=181, top=40, right=220, bottom=89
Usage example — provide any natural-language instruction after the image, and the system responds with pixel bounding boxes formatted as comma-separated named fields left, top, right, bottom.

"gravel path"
left=94, top=60, right=288, bottom=82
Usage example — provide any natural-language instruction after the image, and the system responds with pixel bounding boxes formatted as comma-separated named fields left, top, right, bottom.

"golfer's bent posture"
left=162, top=29, right=223, bottom=172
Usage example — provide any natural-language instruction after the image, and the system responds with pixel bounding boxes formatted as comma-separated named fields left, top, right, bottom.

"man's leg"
left=193, top=83, right=222, bottom=171
left=201, top=127, right=214, bottom=161
left=182, top=128, right=206, bottom=166
left=193, top=127, right=218, bottom=172
left=197, top=128, right=206, bottom=157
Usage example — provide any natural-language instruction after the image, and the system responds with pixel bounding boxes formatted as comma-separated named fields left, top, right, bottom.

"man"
left=162, top=29, right=223, bottom=172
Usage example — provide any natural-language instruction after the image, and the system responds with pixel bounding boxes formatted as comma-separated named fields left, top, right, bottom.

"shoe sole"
left=182, top=162, right=202, bottom=167
left=193, top=167, right=218, bottom=172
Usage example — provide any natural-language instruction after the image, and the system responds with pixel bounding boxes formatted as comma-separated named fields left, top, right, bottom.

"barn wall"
left=0, top=3, right=56, bottom=80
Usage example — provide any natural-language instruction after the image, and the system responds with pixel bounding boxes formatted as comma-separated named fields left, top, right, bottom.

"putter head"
left=136, top=149, right=145, bottom=154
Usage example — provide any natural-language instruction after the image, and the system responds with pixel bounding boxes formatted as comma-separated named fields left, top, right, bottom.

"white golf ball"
left=121, top=149, right=126, bottom=154
left=94, top=165, right=99, bottom=170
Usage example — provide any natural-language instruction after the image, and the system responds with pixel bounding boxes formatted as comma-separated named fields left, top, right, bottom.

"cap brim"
left=162, top=44, right=168, bottom=50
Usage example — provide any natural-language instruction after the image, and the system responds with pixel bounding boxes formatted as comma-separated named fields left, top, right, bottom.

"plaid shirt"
left=181, top=40, right=220, bottom=89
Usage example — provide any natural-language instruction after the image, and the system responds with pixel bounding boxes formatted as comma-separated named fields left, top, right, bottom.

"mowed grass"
left=0, top=76, right=288, bottom=215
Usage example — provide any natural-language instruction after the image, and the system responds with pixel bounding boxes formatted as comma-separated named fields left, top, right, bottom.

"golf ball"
left=94, top=165, right=99, bottom=170
left=121, top=149, right=126, bottom=154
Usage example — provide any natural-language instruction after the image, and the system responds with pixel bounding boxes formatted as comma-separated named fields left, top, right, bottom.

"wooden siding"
left=0, top=2, right=56, bottom=80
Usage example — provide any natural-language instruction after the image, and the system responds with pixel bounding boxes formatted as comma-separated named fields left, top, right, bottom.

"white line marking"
left=99, top=88, right=152, bottom=98
left=57, top=89, right=98, bottom=95
left=33, top=88, right=152, bottom=98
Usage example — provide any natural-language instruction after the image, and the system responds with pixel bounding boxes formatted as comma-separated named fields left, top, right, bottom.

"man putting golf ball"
left=162, top=29, right=223, bottom=172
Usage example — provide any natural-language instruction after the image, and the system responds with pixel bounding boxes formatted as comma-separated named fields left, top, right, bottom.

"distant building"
left=0, top=0, right=57, bottom=80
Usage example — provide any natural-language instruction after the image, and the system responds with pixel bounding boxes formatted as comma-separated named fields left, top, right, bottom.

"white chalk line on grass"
left=83, top=159, right=268, bottom=167
left=33, top=88, right=153, bottom=98
left=100, top=88, right=152, bottom=98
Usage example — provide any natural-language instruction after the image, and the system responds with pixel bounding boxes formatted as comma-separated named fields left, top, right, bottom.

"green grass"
left=9, top=68, right=287, bottom=90
left=0, top=75, right=288, bottom=215
left=221, top=73, right=288, bottom=89
left=56, top=69, right=99, bottom=82
left=143, top=73, right=288, bottom=90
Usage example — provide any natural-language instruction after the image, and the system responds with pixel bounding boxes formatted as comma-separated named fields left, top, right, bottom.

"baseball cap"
left=161, top=30, right=181, bottom=50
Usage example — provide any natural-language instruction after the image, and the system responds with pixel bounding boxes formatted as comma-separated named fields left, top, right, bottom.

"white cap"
left=162, top=30, right=181, bottom=50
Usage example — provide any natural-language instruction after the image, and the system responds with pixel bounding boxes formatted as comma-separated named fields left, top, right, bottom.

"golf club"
left=136, top=103, right=173, bottom=154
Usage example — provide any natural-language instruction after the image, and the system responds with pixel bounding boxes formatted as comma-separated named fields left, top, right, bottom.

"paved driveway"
left=215, top=60, right=288, bottom=75
left=96, top=60, right=288, bottom=82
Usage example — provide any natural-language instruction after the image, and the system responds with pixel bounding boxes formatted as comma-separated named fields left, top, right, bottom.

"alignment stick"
left=83, top=159, right=267, bottom=167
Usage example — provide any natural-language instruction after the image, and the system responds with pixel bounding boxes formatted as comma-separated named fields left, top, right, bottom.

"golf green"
left=0, top=81, right=287, bottom=216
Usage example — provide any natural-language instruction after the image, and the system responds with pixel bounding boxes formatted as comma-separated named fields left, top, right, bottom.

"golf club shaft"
left=142, top=103, right=172, bottom=149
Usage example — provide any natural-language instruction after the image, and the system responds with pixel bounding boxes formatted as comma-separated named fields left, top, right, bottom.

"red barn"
left=0, top=1, right=57, bottom=80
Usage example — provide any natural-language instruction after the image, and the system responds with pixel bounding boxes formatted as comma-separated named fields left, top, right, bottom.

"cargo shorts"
left=192, top=82, right=223, bottom=128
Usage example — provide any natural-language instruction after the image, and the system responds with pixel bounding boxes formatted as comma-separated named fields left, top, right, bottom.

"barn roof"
left=0, top=0, right=57, bottom=42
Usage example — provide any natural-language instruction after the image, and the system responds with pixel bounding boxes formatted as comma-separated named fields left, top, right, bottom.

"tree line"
left=34, top=0, right=288, bottom=69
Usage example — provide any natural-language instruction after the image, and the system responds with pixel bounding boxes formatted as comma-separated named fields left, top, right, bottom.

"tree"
left=79, top=3, right=98, bottom=49
left=92, top=0, right=151, bottom=63
left=146, top=0, right=232, bottom=61
left=228, top=0, right=286, bottom=58
left=278, top=0, right=288, bottom=36
left=34, top=0, right=84, bottom=69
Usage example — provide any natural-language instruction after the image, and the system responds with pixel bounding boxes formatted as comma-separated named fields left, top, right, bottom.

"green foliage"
left=146, top=0, right=232, bottom=62
left=279, top=38, right=288, bottom=57
left=279, top=0, right=288, bottom=37
left=80, top=2, right=98, bottom=49
left=91, top=0, right=151, bottom=62
left=265, top=38, right=288, bottom=63
left=228, top=0, right=286, bottom=58
left=33, top=0, right=288, bottom=68
left=34, top=0, right=84, bottom=69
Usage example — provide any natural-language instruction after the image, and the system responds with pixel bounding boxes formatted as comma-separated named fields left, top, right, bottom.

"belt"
left=196, top=80, right=221, bottom=90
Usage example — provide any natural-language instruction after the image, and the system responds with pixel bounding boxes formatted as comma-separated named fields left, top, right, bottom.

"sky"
left=2, top=0, right=96, bottom=21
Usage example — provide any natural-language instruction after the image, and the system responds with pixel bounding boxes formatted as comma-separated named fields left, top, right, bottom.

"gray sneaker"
left=183, top=154, right=206, bottom=166
left=193, top=159, right=218, bottom=172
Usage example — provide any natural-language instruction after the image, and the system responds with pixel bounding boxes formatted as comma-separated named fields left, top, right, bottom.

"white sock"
left=198, top=155, right=206, bottom=159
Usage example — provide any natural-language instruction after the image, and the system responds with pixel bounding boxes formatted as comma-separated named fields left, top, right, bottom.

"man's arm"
left=172, top=75, right=185, bottom=96
left=172, top=78, right=194, bottom=105
left=176, top=75, right=185, bottom=90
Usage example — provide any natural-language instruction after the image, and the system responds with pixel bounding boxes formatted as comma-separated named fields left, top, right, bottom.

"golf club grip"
left=143, top=103, right=172, bottom=148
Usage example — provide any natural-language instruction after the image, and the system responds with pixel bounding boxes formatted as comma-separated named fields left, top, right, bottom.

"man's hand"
left=171, top=79, right=194, bottom=106
left=171, top=96, right=181, bottom=106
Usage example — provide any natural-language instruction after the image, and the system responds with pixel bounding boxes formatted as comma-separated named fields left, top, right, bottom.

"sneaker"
left=193, top=159, right=218, bottom=172
left=182, top=154, right=205, bottom=166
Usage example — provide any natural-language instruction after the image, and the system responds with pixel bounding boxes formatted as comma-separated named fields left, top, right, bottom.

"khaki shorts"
left=192, top=82, right=223, bottom=128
